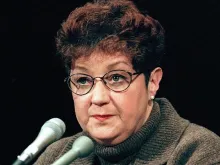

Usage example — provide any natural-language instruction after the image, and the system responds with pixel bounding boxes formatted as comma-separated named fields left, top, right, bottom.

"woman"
left=34, top=0, right=220, bottom=164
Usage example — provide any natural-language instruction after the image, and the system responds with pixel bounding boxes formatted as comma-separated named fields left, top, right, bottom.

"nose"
left=91, top=80, right=110, bottom=106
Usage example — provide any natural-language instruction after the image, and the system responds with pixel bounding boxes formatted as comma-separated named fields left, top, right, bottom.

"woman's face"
left=71, top=52, right=154, bottom=145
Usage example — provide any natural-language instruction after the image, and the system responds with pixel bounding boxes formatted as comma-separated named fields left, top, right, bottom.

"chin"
left=88, top=130, right=119, bottom=145
left=89, top=130, right=128, bottom=146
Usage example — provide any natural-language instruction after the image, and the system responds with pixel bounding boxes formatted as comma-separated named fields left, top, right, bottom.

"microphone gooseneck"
left=51, top=136, right=94, bottom=165
left=12, top=118, right=66, bottom=165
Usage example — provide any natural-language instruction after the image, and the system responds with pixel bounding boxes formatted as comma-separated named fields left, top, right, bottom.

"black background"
left=1, top=0, right=220, bottom=164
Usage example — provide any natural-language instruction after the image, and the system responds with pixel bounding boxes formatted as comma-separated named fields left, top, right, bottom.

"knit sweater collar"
left=93, top=100, right=161, bottom=164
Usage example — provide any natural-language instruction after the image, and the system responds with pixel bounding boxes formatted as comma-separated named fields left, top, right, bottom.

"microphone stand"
left=52, top=150, right=79, bottom=165
left=12, top=159, right=25, bottom=165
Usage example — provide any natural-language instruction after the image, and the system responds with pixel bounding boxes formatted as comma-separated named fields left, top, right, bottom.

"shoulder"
left=33, top=132, right=84, bottom=165
left=169, top=123, right=220, bottom=164
left=179, top=123, right=220, bottom=152
left=182, top=123, right=220, bottom=142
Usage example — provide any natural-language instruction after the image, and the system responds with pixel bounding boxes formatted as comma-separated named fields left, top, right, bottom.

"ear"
left=148, top=67, right=163, bottom=97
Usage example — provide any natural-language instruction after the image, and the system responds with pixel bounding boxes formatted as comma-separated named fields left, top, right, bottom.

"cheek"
left=115, top=83, right=148, bottom=119
left=112, top=90, right=143, bottom=117
left=73, top=95, right=91, bottom=129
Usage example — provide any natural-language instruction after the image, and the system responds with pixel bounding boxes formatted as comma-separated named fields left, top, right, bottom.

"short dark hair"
left=56, top=0, right=165, bottom=79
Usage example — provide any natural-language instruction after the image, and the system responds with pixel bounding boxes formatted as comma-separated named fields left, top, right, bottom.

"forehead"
left=71, top=52, right=133, bottom=73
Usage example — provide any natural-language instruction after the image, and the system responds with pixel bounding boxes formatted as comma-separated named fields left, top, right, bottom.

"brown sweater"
left=34, top=98, right=220, bottom=165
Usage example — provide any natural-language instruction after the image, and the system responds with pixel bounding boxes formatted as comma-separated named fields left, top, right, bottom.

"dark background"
left=1, top=0, right=220, bottom=164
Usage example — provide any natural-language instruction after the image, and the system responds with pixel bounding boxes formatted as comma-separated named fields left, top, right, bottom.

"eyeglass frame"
left=64, top=70, right=142, bottom=96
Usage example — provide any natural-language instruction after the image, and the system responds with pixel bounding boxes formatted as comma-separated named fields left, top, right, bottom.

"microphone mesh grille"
left=41, top=118, right=66, bottom=140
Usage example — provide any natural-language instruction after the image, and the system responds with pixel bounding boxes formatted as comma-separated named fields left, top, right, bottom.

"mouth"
left=92, top=115, right=113, bottom=122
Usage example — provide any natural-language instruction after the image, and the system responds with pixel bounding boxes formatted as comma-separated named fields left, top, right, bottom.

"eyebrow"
left=107, top=61, right=132, bottom=69
left=73, top=66, right=89, bottom=72
left=73, top=60, right=132, bottom=73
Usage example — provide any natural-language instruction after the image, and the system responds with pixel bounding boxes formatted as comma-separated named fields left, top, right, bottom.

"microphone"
left=12, top=118, right=66, bottom=165
left=51, top=136, right=94, bottom=165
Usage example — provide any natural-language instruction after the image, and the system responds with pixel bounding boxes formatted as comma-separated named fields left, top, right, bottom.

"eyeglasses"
left=64, top=70, right=142, bottom=96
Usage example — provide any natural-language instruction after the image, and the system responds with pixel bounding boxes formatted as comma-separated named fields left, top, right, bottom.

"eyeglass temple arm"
left=131, top=72, right=142, bottom=81
left=64, top=77, right=80, bottom=89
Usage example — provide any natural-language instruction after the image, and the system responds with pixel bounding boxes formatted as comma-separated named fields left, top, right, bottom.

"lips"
left=92, top=115, right=113, bottom=121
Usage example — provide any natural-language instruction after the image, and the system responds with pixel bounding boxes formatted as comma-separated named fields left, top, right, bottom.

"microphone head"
left=72, top=136, right=94, bottom=158
left=15, top=118, right=66, bottom=164
left=41, top=118, right=66, bottom=140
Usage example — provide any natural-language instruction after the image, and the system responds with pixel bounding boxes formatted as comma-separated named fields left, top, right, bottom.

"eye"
left=106, top=73, right=127, bottom=84
left=104, top=71, right=131, bottom=85
left=111, top=74, right=125, bottom=82
left=76, top=77, right=92, bottom=85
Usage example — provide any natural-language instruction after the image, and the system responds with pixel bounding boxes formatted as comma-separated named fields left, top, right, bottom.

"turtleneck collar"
left=93, top=101, right=161, bottom=164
